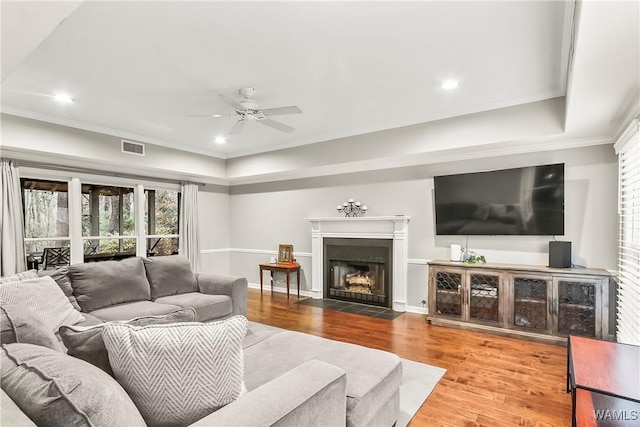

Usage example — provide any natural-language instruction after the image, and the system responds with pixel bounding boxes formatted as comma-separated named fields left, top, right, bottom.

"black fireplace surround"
left=323, top=238, right=393, bottom=308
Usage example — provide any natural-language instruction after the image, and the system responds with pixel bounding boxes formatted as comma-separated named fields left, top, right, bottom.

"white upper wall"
left=225, top=98, right=569, bottom=183
left=1, top=114, right=227, bottom=184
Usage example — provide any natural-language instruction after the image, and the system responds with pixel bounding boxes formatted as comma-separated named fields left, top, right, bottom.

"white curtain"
left=1, top=160, right=27, bottom=275
left=179, top=182, right=200, bottom=272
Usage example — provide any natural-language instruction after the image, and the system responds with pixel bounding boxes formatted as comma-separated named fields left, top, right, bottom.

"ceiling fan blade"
left=185, top=113, right=230, bottom=118
left=219, top=94, right=246, bottom=111
left=260, top=118, right=295, bottom=133
left=228, top=119, right=245, bottom=135
left=261, top=106, right=302, bottom=116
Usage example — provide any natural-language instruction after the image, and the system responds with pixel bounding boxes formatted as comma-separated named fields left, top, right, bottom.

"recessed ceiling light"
left=441, top=80, right=459, bottom=90
left=212, top=114, right=222, bottom=118
left=54, top=93, right=74, bottom=103
left=214, top=136, right=226, bottom=144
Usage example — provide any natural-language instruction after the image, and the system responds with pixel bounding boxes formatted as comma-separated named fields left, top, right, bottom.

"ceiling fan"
left=188, top=88, right=302, bottom=135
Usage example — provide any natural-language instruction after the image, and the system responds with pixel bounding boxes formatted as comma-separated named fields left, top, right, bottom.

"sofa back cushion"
left=38, top=267, right=82, bottom=311
left=144, top=255, right=198, bottom=299
left=1, top=343, right=146, bottom=427
left=68, top=257, right=151, bottom=312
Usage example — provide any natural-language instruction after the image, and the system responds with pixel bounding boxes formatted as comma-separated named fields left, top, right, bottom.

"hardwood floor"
left=246, top=289, right=572, bottom=427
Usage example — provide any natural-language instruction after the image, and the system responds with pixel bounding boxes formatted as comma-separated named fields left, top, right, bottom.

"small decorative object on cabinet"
left=427, top=260, right=612, bottom=344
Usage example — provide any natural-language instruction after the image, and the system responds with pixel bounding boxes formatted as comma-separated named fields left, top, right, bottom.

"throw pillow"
left=38, top=267, right=82, bottom=311
left=59, top=307, right=197, bottom=376
left=0, top=270, right=38, bottom=284
left=1, top=343, right=146, bottom=426
left=103, top=315, right=248, bottom=427
left=0, top=304, right=61, bottom=351
left=0, top=276, right=85, bottom=332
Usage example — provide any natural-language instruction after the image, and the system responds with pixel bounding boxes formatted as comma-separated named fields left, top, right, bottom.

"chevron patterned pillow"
left=0, top=276, right=85, bottom=332
left=102, top=315, right=248, bottom=427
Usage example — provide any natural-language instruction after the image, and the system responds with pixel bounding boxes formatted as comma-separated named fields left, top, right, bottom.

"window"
left=615, top=117, right=640, bottom=346
left=22, top=179, right=71, bottom=263
left=81, top=184, right=136, bottom=257
left=144, top=189, right=180, bottom=256
left=21, top=176, right=181, bottom=265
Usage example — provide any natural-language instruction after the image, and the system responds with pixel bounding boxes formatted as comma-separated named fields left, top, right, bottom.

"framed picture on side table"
left=278, top=244, right=294, bottom=263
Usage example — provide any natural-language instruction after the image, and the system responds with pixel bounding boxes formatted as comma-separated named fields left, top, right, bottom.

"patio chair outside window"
left=42, top=247, right=70, bottom=270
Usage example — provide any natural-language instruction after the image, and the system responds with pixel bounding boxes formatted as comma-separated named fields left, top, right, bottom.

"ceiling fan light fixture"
left=441, top=80, right=459, bottom=90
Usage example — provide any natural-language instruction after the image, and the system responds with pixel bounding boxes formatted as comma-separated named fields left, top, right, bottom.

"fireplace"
left=306, top=216, right=410, bottom=312
left=324, top=238, right=392, bottom=308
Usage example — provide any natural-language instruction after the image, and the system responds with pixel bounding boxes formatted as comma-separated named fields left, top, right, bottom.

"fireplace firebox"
left=323, top=238, right=392, bottom=308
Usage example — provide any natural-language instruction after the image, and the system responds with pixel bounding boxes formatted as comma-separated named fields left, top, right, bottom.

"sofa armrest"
left=189, top=360, right=347, bottom=427
left=196, top=273, right=247, bottom=316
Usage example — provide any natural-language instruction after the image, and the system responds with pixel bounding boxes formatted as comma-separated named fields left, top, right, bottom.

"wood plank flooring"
left=246, top=289, right=572, bottom=427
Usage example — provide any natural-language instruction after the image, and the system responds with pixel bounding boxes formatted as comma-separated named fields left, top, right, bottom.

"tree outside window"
left=144, top=189, right=179, bottom=256
left=81, top=184, right=136, bottom=255
left=22, top=179, right=70, bottom=255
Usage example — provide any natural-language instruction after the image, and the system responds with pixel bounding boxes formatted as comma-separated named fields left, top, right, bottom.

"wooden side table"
left=567, top=335, right=640, bottom=426
left=259, top=262, right=301, bottom=298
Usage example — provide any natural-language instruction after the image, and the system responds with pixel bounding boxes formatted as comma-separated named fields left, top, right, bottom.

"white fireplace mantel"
left=305, top=216, right=411, bottom=312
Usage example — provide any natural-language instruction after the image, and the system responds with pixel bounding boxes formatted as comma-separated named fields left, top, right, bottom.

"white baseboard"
left=247, top=282, right=314, bottom=298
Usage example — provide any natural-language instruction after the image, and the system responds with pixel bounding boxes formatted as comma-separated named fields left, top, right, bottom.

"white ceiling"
left=1, top=1, right=638, bottom=160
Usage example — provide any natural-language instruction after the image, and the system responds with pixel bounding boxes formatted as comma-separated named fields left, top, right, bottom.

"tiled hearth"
left=296, top=298, right=403, bottom=320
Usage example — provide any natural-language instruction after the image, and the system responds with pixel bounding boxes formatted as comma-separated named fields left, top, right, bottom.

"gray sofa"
left=41, top=255, right=248, bottom=324
left=1, top=256, right=402, bottom=426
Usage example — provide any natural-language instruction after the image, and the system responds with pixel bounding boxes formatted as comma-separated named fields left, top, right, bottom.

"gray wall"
left=220, top=144, right=617, bottom=309
left=3, top=113, right=617, bottom=310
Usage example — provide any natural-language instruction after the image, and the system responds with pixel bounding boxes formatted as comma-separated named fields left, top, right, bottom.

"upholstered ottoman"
left=242, top=323, right=402, bottom=426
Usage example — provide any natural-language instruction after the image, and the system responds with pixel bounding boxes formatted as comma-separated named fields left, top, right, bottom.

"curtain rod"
left=6, top=158, right=206, bottom=186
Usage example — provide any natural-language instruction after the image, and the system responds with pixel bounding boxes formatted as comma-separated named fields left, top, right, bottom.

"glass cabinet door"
left=433, top=270, right=463, bottom=319
left=555, top=278, right=598, bottom=337
left=512, top=275, right=550, bottom=332
left=468, top=272, right=501, bottom=324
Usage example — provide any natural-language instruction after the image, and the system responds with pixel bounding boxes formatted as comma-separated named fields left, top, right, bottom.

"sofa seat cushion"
left=68, top=257, right=151, bottom=312
left=243, top=328, right=402, bottom=427
left=1, top=343, right=146, bottom=427
left=154, top=292, right=232, bottom=322
left=89, top=300, right=181, bottom=322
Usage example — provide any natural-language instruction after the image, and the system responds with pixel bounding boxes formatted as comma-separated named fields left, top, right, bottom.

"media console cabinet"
left=427, top=260, right=613, bottom=344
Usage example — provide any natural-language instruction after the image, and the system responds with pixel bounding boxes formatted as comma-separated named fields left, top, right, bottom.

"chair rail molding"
left=305, top=216, right=411, bottom=312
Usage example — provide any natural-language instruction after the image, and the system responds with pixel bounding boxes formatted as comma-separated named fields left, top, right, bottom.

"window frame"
left=19, top=168, right=181, bottom=264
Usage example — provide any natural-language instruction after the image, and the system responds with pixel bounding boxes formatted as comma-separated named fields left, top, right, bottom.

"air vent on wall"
left=121, top=139, right=145, bottom=156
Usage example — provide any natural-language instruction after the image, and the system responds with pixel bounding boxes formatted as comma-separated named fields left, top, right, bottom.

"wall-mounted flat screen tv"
left=434, top=163, right=564, bottom=236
